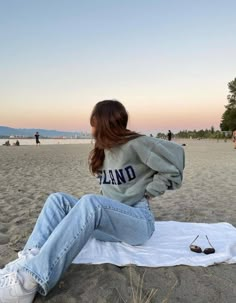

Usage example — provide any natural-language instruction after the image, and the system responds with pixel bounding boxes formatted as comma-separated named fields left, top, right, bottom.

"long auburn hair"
left=89, top=100, right=142, bottom=174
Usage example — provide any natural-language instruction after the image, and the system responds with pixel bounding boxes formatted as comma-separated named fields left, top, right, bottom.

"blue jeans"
left=22, top=192, right=155, bottom=295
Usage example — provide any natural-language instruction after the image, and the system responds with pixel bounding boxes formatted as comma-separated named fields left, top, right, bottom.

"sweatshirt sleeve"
left=144, top=139, right=185, bottom=198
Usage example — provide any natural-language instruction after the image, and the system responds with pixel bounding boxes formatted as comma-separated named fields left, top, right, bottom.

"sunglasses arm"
left=189, top=235, right=199, bottom=246
left=205, top=235, right=214, bottom=248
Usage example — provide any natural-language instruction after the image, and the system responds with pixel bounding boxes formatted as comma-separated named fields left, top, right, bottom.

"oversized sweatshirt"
left=97, top=136, right=185, bottom=206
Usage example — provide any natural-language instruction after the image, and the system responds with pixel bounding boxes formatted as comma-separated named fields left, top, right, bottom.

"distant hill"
left=0, top=126, right=90, bottom=138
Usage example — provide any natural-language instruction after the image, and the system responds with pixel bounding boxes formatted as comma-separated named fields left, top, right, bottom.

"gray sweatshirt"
left=98, top=136, right=185, bottom=206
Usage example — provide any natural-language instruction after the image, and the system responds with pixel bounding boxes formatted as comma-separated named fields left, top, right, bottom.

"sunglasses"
left=189, top=235, right=215, bottom=254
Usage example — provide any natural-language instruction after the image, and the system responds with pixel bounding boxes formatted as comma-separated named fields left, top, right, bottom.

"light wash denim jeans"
left=21, top=192, right=155, bottom=295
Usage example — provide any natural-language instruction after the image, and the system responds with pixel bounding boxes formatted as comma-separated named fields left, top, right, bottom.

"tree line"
left=156, top=77, right=236, bottom=139
left=156, top=128, right=230, bottom=140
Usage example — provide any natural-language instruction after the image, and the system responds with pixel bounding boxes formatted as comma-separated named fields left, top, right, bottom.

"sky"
left=0, top=0, right=236, bottom=134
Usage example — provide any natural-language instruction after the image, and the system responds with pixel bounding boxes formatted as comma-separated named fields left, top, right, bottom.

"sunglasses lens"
left=204, top=248, right=215, bottom=254
left=190, top=245, right=202, bottom=253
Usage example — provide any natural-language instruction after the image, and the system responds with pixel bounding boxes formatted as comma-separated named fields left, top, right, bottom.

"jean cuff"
left=22, top=265, right=48, bottom=296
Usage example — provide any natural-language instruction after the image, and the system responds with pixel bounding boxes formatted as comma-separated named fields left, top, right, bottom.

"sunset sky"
left=0, top=0, right=235, bottom=134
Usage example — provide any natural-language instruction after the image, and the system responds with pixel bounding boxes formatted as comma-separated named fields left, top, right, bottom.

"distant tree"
left=220, top=108, right=236, bottom=131
left=221, top=78, right=236, bottom=131
left=226, top=78, right=236, bottom=109
left=197, top=129, right=205, bottom=138
left=156, top=132, right=166, bottom=138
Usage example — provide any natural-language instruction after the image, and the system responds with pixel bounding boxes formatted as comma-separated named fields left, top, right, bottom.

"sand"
left=0, top=139, right=236, bottom=302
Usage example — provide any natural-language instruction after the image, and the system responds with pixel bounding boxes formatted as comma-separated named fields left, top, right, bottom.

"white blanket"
left=73, top=221, right=236, bottom=267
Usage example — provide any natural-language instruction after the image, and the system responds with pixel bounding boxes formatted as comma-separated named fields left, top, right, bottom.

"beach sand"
left=0, top=140, right=236, bottom=302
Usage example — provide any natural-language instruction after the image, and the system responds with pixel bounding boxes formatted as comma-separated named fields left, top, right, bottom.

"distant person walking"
left=232, top=130, right=236, bottom=149
left=35, top=132, right=40, bottom=146
left=167, top=130, right=172, bottom=141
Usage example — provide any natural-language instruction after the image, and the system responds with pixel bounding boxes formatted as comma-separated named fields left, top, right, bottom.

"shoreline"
left=0, top=137, right=234, bottom=147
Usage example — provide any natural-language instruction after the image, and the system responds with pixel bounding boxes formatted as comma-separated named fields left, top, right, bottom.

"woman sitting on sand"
left=0, top=100, right=185, bottom=303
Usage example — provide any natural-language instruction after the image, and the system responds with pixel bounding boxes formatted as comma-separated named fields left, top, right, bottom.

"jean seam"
left=45, top=204, right=102, bottom=286
left=102, top=205, right=155, bottom=240
left=22, top=266, right=47, bottom=296
left=23, top=204, right=102, bottom=296
left=102, top=204, right=149, bottom=221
